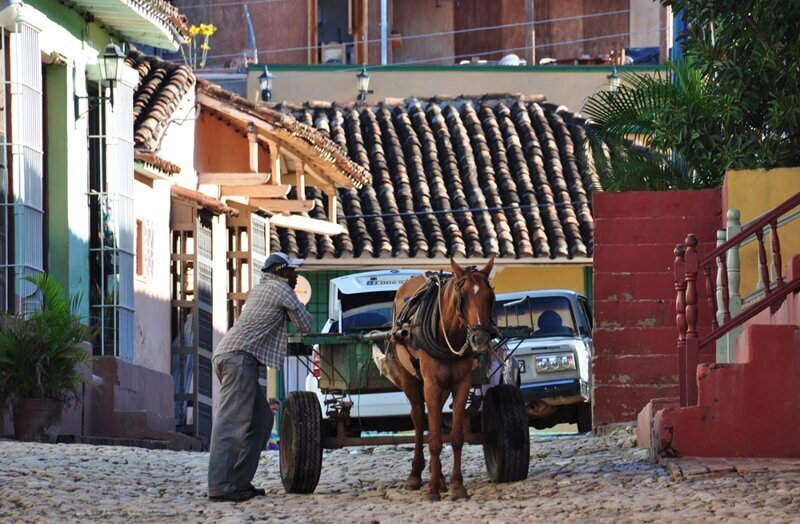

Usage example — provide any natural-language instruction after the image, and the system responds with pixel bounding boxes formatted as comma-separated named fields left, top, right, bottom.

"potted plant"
left=0, top=274, right=97, bottom=442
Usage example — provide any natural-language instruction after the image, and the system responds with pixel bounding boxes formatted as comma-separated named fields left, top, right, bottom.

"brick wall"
left=592, top=190, right=721, bottom=426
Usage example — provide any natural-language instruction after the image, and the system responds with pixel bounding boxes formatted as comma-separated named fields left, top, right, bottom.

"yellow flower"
left=201, top=24, right=217, bottom=37
left=185, top=37, right=192, bottom=44
left=189, top=25, right=201, bottom=36
left=200, top=43, right=211, bottom=51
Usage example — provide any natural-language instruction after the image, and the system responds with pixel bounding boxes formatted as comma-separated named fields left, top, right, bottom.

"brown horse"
left=388, top=256, right=496, bottom=501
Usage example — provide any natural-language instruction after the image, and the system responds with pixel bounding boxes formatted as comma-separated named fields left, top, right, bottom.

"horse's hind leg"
left=400, top=372, right=425, bottom=491
left=449, top=376, right=472, bottom=501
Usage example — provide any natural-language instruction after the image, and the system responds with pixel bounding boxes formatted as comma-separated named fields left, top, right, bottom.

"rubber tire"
left=576, top=402, right=592, bottom=434
left=280, top=391, right=323, bottom=494
left=482, top=384, right=530, bottom=483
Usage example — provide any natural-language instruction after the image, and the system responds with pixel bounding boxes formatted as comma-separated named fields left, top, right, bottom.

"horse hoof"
left=424, top=492, right=441, bottom=502
left=451, top=487, right=470, bottom=501
left=438, top=480, right=448, bottom=493
left=403, top=477, right=422, bottom=491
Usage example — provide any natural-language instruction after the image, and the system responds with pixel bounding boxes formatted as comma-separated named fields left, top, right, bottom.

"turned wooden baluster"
left=719, top=254, right=730, bottom=324
left=675, top=243, right=688, bottom=407
left=755, top=228, right=771, bottom=294
left=684, top=234, right=699, bottom=406
left=771, top=219, right=784, bottom=286
left=703, top=261, right=719, bottom=330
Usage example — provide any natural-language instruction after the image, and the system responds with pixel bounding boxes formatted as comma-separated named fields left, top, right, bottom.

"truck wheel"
left=576, top=403, right=592, bottom=434
left=280, top=391, right=323, bottom=494
left=482, top=384, right=530, bottom=483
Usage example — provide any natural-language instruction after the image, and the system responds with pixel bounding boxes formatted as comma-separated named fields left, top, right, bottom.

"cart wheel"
left=482, top=384, right=530, bottom=483
left=280, top=391, right=323, bottom=494
left=577, top=403, right=592, bottom=434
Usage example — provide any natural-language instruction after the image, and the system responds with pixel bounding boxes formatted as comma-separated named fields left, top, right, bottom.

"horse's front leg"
left=403, top=377, right=426, bottom=491
left=449, top=375, right=472, bottom=500
left=424, top=382, right=446, bottom=501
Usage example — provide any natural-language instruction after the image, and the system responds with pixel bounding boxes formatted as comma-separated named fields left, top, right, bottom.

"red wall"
left=592, top=190, right=722, bottom=426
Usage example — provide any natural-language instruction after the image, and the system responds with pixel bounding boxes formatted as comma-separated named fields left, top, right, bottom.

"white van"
left=304, top=269, right=425, bottom=430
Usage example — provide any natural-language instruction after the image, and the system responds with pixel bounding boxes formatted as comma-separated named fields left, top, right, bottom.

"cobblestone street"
left=1, top=429, right=799, bottom=523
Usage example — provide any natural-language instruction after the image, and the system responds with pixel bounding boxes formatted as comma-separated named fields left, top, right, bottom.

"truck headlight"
left=534, top=353, right=575, bottom=373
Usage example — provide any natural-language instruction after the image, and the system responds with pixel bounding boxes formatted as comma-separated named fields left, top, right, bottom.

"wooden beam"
left=198, top=172, right=270, bottom=185
left=268, top=141, right=282, bottom=185
left=328, top=193, right=338, bottom=224
left=220, top=184, right=291, bottom=198
left=250, top=198, right=315, bottom=213
left=296, top=164, right=306, bottom=202
left=304, top=166, right=337, bottom=195
left=247, top=122, right=258, bottom=173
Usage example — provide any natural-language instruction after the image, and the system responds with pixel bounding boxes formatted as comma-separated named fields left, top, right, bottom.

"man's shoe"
left=208, top=489, right=258, bottom=502
left=247, top=484, right=266, bottom=496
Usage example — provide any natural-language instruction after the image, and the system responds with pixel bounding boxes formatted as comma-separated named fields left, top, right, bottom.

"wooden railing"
left=675, top=191, right=800, bottom=407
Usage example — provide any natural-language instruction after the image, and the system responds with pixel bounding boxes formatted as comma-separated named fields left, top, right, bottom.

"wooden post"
left=525, top=0, right=535, bottom=65
left=268, top=141, right=281, bottom=185
left=756, top=228, right=771, bottom=294
left=247, top=122, right=258, bottom=173
left=675, top=243, right=688, bottom=407
left=328, top=193, right=339, bottom=225
left=771, top=219, right=784, bottom=286
left=684, top=234, right=699, bottom=407
left=715, top=229, right=726, bottom=362
left=725, top=209, right=742, bottom=363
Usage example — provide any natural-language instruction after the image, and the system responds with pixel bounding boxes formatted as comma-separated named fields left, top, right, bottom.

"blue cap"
left=262, top=252, right=304, bottom=273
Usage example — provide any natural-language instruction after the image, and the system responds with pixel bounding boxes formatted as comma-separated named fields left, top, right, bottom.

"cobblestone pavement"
left=1, top=428, right=799, bottom=523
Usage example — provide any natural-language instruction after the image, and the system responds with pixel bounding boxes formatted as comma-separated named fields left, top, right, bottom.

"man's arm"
left=284, top=293, right=312, bottom=333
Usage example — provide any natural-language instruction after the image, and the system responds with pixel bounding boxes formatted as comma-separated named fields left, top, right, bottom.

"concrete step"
left=648, top=324, right=800, bottom=458
left=102, top=410, right=176, bottom=441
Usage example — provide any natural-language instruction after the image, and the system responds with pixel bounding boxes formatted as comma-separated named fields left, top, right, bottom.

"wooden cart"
left=280, top=329, right=532, bottom=494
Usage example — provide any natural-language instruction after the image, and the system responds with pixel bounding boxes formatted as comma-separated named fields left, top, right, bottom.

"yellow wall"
left=247, top=66, right=660, bottom=117
left=492, top=265, right=587, bottom=295
left=724, top=167, right=800, bottom=296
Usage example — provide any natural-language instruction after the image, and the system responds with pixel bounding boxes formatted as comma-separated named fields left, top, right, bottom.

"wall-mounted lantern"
left=356, top=65, right=373, bottom=101
left=607, top=67, right=621, bottom=94
left=99, top=43, right=125, bottom=106
left=259, top=65, right=274, bottom=102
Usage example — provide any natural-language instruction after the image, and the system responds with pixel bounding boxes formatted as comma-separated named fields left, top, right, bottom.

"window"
left=136, top=219, right=143, bottom=276
left=494, top=296, right=577, bottom=337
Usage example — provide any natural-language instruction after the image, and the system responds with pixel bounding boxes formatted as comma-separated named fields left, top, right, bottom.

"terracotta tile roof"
left=126, top=49, right=195, bottom=150
left=171, top=186, right=239, bottom=217
left=270, top=95, right=604, bottom=260
left=134, top=151, right=181, bottom=174
left=195, top=78, right=370, bottom=189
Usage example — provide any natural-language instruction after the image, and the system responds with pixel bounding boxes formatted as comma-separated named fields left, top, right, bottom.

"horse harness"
left=392, top=270, right=497, bottom=363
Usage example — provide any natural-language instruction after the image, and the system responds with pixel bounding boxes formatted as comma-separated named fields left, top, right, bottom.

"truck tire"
left=576, top=402, right=592, bottom=434
left=482, top=384, right=530, bottom=483
left=280, top=391, right=323, bottom=494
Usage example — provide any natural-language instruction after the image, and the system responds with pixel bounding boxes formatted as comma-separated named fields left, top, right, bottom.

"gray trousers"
left=207, top=351, right=273, bottom=497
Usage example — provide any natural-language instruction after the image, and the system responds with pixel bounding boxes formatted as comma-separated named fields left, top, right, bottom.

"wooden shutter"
left=250, top=213, right=269, bottom=287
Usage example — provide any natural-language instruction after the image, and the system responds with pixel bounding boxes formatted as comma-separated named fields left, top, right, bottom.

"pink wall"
left=592, top=190, right=722, bottom=426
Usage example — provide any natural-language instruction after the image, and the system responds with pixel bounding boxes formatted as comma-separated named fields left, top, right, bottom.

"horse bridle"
left=437, top=269, right=498, bottom=357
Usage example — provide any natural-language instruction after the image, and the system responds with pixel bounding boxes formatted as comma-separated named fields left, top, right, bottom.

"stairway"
left=644, top=324, right=800, bottom=458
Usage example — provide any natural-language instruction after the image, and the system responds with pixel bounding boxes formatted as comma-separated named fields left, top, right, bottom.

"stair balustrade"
left=675, top=191, right=800, bottom=406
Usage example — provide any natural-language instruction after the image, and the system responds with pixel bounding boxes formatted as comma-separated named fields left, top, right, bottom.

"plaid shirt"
left=214, top=272, right=312, bottom=369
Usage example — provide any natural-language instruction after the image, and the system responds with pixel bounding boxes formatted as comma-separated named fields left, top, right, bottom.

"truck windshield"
left=494, top=296, right=577, bottom=337
left=335, top=302, right=394, bottom=333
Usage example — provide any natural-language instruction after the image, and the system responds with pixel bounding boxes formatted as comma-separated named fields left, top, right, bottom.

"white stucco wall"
left=133, top=178, right=172, bottom=375
left=132, top=87, right=198, bottom=375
